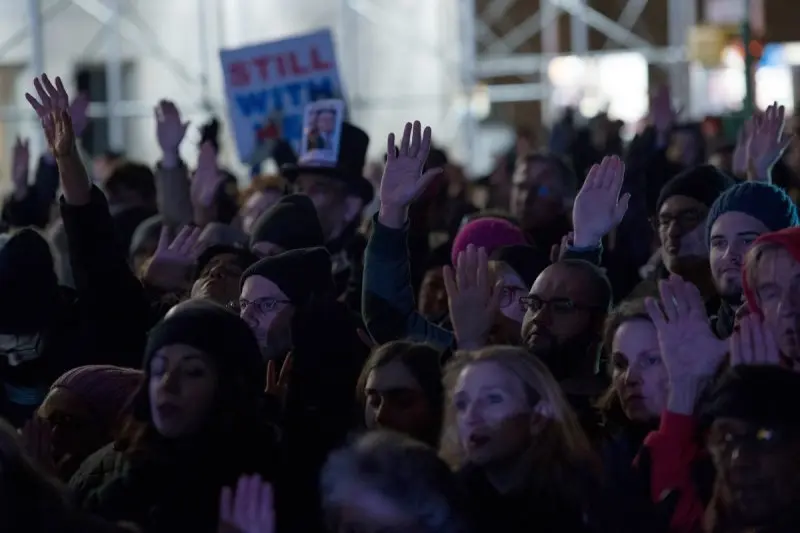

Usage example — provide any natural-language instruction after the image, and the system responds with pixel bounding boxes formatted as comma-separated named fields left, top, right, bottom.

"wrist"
left=667, top=377, right=707, bottom=416
left=161, top=150, right=180, bottom=169
left=571, top=231, right=601, bottom=249
left=378, top=204, right=408, bottom=229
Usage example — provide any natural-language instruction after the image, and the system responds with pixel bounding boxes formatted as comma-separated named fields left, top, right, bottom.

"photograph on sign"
left=300, top=99, right=345, bottom=164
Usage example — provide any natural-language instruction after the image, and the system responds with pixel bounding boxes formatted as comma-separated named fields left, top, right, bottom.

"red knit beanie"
left=50, top=365, right=143, bottom=426
left=451, top=218, right=527, bottom=265
left=742, top=227, right=800, bottom=315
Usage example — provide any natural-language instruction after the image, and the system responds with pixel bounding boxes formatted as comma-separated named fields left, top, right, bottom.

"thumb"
left=488, top=279, right=505, bottom=313
left=415, top=167, right=444, bottom=197
left=265, top=360, right=276, bottom=392
left=614, top=193, right=631, bottom=223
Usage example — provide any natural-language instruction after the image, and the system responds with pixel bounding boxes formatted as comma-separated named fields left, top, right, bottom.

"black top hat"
left=281, top=122, right=374, bottom=204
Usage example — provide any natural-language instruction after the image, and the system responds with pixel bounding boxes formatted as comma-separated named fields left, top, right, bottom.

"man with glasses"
left=239, top=247, right=335, bottom=361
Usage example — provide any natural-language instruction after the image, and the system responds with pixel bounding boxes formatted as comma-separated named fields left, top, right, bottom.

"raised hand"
left=20, top=416, right=57, bottom=474
left=746, top=101, right=792, bottom=182
left=25, top=74, right=75, bottom=157
left=378, top=121, right=443, bottom=227
left=572, top=155, right=629, bottom=247
left=144, top=225, right=202, bottom=291
left=11, top=137, right=30, bottom=195
left=219, top=475, right=275, bottom=533
left=265, top=353, right=292, bottom=407
left=155, top=99, right=189, bottom=155
left=192, top=141, right=224, bottom=209
left=443, top=244, right=504, bottom=350
left=730, top=314, right=781, bottom=367
left=645, top=275, right=726, bottom=414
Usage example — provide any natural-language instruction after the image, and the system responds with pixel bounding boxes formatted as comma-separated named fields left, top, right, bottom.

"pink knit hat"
left=451, top=217, right=527, bottom=265
left=50, top=365, right=143, bottom=425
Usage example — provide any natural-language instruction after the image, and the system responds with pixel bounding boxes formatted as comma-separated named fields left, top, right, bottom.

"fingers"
left=475, top=246, right=489, bottom=292
left=278, top=353, right=292, bottom=386
left=25, top=92, right=46, bottom=116
left=644, top=296, right=667, bottom=329
left=414, top=168, right=444, bottom=197
left=549, top=243, right=560, bottom=264
left=419, top=125, right=433, bottom=161
left=399, top=122, right=412, bottom=156
left=34, top=78, right=51, bottom=111
left=657, top=278, right=679, bottom=322
left=259, top=482, right=275, bottom=527
left=443, top=264, right=457, bottom=298
left=386, top=132, right=396, bottom=161
left=157, top=225, right=171, bottom=252
left=409, top=121, right=422, bottom=159
left=54, top=76, right=69, bottom=109
left=170, top=225, right=193, bottom=251
left=233, top=476, right=249, bottom=524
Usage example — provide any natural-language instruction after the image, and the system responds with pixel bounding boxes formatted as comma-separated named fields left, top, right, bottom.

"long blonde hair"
left=439, top=346, right=599, bottom=496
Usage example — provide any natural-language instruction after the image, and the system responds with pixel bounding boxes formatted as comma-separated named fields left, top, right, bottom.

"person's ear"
left=529, top=400, right=555, bottom=434
left=343, top=195, right=363, bottom=224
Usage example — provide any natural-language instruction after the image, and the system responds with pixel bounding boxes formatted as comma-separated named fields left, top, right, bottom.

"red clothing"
left=642, top=411, right=706, bottom=533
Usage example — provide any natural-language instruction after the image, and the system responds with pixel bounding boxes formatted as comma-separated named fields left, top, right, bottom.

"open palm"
left=379, top=121, right=443, bottom=208
left=645, top=275, right=726, bottom=382
left=572, top=155, right=630, bottom=247
left=25, top=75, right=75, bottom=157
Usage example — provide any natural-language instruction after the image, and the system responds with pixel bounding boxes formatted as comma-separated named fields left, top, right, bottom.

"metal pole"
left=570, top=0, right=588, bottom=56
left=106, top=0, right=124, bottom=150
left=197, top=0, right=212, bottom=111
left=540, top=0, right=559, bottom=124
left=26, top=0, right=45, bottom=152
left=741, top=0, right=754, bottom=115
left=460, top=0, right=478, bottom=171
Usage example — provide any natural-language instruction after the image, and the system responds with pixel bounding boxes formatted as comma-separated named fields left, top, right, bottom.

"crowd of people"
left=2, top=72, right=800, bottom=533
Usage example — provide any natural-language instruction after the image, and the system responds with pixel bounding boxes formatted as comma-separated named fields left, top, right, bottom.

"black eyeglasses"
left=519, top=295, right=597, bottom=314
left=230, top=297, right=291, bottom=314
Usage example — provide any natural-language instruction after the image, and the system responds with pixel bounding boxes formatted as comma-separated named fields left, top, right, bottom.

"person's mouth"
left=156, top=402, right=182, bottom=419
left=664, top=243, right=680, bottom=255
left=467, top=432, right=491, bottom=450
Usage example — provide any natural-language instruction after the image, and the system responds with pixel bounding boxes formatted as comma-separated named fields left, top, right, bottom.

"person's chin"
left=525, top=333, right=555, bottom=354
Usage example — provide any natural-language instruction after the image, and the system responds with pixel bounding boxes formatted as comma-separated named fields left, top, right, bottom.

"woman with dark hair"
left=356, top=341, right=444, bottom=447
left=321, top=430, right=471, bottom=533
left=68, top=300, right=279, bottom=533
left=596, top=298, right=668, bottom=474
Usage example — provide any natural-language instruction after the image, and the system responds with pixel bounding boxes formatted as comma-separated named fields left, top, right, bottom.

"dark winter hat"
left=240, top=247, right=334, bottom=307
left=145, top=300, right=262, bottom=387
left=0, top=229, right=61, bottom=334
left=705, top=181, right=799, bottom=244
left=703, top=365, right=800, bottom=430
left=249, top=194, right=324, bottom=251
left=490, top=244, right=550, bottom=290
left=195, top=245, right=258, bottom=280
left=655, top=164, right=736, bottom=215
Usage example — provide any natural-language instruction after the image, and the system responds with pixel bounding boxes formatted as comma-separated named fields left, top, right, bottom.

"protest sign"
left=220, top=29, right=341, bottom=164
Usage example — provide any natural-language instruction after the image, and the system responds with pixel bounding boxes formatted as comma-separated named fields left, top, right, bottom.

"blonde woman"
left=440, top=345, right=607, bottom=533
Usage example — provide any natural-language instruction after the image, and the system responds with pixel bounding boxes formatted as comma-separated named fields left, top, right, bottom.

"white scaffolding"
left=474, top=0, right=696, bottom=109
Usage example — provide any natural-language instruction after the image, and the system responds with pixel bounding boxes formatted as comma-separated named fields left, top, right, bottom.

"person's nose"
left=374, top=401, right=391, bottom=427
left=240, top=302, right=259, bottom=325
left=159, top=370, right=181, bottom=394
left=623, top=366, right=641, bottom=386
left=666, top=220, right=683, bottom=239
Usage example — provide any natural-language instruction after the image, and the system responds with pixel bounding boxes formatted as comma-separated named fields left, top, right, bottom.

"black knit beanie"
left=240, top=247, right=334, bottom=307
left=249, top=194, right=324, bottom=251
left=144, top=300, right=263, bottom=391
left=490, top=244, right=550, bottom=290
left=655, top=164, right=736, bottom=214
left=703, top=365, right=800, bottom=430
